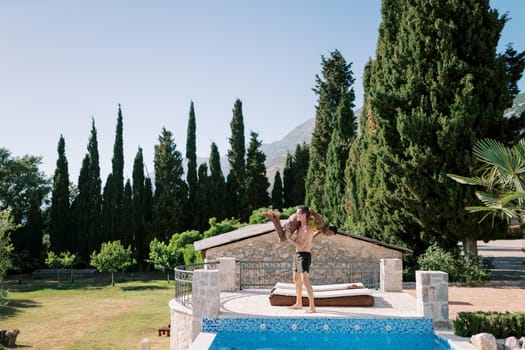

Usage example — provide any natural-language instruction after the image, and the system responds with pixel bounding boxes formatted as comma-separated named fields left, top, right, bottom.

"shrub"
left=417, top=244, right=490, bottom=284
left=453, top=311, right=525, bottom=338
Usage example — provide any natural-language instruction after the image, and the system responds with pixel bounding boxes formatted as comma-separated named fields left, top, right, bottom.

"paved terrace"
left=217, top=289, right=420, bottom=319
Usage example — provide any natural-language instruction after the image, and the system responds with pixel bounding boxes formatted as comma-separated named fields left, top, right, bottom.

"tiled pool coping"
left=202, top=317, right=433, bottom=333
left=189, top=317, right=478, bottom=350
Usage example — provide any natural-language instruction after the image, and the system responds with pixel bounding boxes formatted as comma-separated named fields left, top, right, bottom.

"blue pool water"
left=203, top=318, right=450, bottom=350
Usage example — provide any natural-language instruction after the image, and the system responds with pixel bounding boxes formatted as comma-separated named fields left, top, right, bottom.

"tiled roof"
left=194, top=221, right=412, bottom=254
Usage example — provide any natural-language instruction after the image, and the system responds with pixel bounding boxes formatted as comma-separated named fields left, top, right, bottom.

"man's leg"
left=289, top=271, right=303, bottom=309
left=302, top=272, right=315, bottom=313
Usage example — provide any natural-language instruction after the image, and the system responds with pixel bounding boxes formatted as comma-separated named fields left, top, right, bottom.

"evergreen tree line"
left=2, top=99, right=310, bottom=270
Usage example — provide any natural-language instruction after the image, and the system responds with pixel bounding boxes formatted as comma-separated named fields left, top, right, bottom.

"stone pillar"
left=191, top=269, right=220, bottom=340
left=217, top=257, right=237, bottom=292
left=416, top=270, right=449, bottom=329
left=380, top=259, right=402, bottom=292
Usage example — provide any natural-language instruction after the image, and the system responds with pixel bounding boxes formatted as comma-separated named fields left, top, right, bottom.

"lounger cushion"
left=269, top=283, right=374, bottom=307
left=274, top=282, right=365, bottom=291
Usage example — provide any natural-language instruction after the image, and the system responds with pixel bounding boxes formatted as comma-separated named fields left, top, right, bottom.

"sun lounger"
left=269, top=282, right=374, bottom=307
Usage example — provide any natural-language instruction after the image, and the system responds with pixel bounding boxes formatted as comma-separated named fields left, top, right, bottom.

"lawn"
left=0, top=272, right=173, bottom=350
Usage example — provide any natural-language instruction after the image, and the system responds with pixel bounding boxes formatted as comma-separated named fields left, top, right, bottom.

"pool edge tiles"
left=202, top=317, right=433, bottom=334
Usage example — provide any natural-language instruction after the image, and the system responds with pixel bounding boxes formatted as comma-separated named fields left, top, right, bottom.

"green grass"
left=0, top=272, right=173, bottom=350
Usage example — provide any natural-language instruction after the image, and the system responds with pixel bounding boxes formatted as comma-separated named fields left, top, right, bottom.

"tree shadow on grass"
left=0, top=298, right=41, bottom=320
left=2, top=272, right=172, bottom=294
left=2, top=279, right=106, bottom=293
left=120, top=284, right=170, bottom=291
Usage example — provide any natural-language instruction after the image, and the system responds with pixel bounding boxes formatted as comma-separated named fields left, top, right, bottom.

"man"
left=262, top=206, right=336, bottom=313
left=286, top=206, right=316, bottom=313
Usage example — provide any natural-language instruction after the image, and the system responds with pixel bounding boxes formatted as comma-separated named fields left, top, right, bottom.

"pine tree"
left=50, top=135, right=70, bottom=253
left=323, top=89, right=357, bottom=226
left=131, top=147, right=147, bottom=268
left=245, top=131, right=270, bottom=213
left=153, top=128, right=188, bottom=241
left=271, top=170, right=284, bottom=211
left=226, top=99, right=247, bottom=220
left=305, top=50, right=354, bottom=213
left=347, top=0, right=525, bottom=256
left=186, top=101, right=198, bottom=229
left=208, top=142, right=226, bottom=221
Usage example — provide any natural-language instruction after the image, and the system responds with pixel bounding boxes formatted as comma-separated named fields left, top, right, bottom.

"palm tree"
left=448, top=139, right=525, bottom=231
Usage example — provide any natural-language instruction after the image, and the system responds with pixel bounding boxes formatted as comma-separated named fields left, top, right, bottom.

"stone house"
left=193, top=221, right=412, bottom=289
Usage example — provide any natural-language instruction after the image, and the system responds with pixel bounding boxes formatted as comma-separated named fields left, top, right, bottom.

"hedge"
left=453, top=311, right=525, bottom=338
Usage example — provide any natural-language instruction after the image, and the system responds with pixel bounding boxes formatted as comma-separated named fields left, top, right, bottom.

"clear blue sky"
left=1, top=1, right=524, bottom=181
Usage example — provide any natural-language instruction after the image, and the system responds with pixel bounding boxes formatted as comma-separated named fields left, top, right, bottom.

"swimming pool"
left=203, top=317, right=450, bottom=350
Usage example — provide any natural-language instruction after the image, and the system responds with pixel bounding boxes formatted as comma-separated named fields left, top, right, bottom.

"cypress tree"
left=283, top=144, right=311, bottom=209
left=50, top=135, right=70, bottom=253
left=271, top=170, right=283, bottom=211
left=131, top=147, right=146, bottom=268
left=245, top=131, right=270, bottom=213
left=282, top=152, right=294, bottom=208
left=196, top=163, right=210, bottom=231
left=323, top=89, right=357, bottom=226
left=72, top=119, right=101, bottom=261
left=153, top=127, right=188, bottom=241
left=226, top=99, right=247, bottom=220
left=143, top=177, right=154, bottom=242
left=208, top=142, right=226, bottom=221
left=122, top=179, right=133, bottom=247
left=305, top=50, right=354, bottom=212
left=111, top=105, right=125, bottom=242
left=224, top=173, right=237, bottom=219
left=186, top=101, right=198, bottom=229
left=100, top=174, right=113, bottom=241
left=348, top=0, right=525, bottom=256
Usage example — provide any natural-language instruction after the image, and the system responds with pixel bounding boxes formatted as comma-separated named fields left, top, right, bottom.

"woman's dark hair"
left=299, top=205, right=310, bottom=218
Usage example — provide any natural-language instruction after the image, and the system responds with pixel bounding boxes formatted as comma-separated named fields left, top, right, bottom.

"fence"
left=239, top=259, right=381, bottom=290
left=174, top=261, right=218, bottom=308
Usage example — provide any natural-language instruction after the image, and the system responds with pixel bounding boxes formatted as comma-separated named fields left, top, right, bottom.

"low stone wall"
left=170, top=270, right=220, bottom=350
left=169, top=299, right=193, bottom=350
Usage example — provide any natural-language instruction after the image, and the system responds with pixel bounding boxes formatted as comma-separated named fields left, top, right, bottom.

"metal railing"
left=174, top=259, right=380, bottom=308
left=174, top=261, right=218, bottom=308
left=239, top=259, right=380, bottom=290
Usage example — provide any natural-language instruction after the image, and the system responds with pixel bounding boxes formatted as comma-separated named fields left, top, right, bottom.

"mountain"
left=197, top=118, right=315, bottom=185
left=261, top=118, right=315, bottom=184
left=504, top=92, right=525, bottom=119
